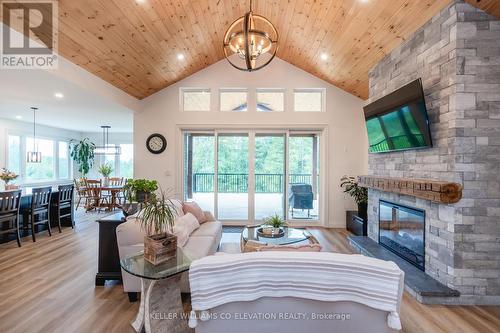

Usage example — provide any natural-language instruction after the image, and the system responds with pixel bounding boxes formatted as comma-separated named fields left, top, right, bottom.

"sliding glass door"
left=217, top=134, right=249, bottom=220
left=183, top=130, right=321, bottom=223
left=254, top=134, right=285, bottom=220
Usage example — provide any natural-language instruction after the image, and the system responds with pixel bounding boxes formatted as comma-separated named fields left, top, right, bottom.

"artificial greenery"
left=70, top=138, right=96, bottom=176
left=264, top=214, right=285, bottom=229
left=340, top=175, right=368, bottom=205
left=98, top=162, right=114, bottom=178
left=124, top=179, right=159, bottom=202
left=140, top=190, right=176, bottom=236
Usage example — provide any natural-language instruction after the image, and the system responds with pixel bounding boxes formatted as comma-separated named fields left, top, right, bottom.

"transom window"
left=294, top=88, right=325, bottom=112
left=256, top=88, right=285, bottom=112
left=181, top=88, right=211, bottom=112
left=220, top=89, right=248, bottom=112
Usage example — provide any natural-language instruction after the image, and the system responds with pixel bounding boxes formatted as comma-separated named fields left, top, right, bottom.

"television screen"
left=364, top=79, right=432, bottom=153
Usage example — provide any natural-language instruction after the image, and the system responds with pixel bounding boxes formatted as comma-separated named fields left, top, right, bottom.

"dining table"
left=85, top=185, right=124, bottom=212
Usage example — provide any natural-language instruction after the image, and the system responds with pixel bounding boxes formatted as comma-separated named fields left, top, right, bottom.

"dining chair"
left=84, top=179, right=106, bottom=212
left=23, top=186, right=52, bottom=242
left=74, top=179, right=88, bottom=210
left=0, top=190, right=22, bottom=247
left=51, top=184, right=74, bottom=232
left=108, top=177, right=125, bottom=206
left=108, top=177, right=124, bottom=186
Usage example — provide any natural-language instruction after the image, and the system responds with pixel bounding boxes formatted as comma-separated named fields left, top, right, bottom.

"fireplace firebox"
left=379, top=200, right=425, bottom=271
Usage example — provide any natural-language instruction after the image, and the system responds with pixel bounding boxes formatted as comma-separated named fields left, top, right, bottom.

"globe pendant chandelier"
left=223, top=0, right=279, bottom=72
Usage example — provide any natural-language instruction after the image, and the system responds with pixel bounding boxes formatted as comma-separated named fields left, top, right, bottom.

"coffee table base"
left=131, top=275, right=192, bottom=333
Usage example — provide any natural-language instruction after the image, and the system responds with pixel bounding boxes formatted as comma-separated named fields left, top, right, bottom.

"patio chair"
left=288, top=183, right=314, bottom=218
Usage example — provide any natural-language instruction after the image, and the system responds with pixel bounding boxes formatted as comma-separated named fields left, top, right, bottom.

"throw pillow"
left=182, top=201, right=207, bottom=224
left=173, top=213, right=200, bottom=247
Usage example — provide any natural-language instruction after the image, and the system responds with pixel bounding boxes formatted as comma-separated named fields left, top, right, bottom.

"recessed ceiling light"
left=177, top=53, right=185, bottom=60
left=54, top=92, right=64, bottom=99
left=135, top=0, right=146, bottom=3
left=359, top=0, right=370, bottom=3
left=15, top=115, right=22, bottom=120
left=320, top=53, right=328, bottom=61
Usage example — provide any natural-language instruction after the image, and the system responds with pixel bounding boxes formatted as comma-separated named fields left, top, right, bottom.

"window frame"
left=256, top=88, right=286, bottom=112
left=219, top=88, right=249, bottom=112
left=6, top=131, right=73, bottom=185
left=178, top=126, right=328, bottom=227
left=180, top=87, right=211, bottom=112
left=293, top=88, right=326, bottom=112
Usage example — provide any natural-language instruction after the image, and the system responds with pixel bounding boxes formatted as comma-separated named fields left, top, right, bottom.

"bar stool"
left=51, top=184, right=74, bottom=232
left=0, top=190, right=22, bottom=247
left=24, top=186, right=52, bottom=242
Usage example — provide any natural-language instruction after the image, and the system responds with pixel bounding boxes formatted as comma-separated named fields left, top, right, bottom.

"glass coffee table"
left=120, top=249, right=192, bottom=333
left=241, top=225, right=312, bottom=250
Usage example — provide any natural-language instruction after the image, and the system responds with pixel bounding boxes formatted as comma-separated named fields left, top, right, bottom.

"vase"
left=5, top=184, right=19, bottom=190
left=103, top=177, right=110, bottom=187
left=144, top=233, right=177, bottom=265
left=136, top=191, right=151, bottom=203
left=357, top=202, right=368, bottom=221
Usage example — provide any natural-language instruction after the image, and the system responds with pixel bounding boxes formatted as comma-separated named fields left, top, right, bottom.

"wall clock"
left=146, top=133, right=167, bottom=154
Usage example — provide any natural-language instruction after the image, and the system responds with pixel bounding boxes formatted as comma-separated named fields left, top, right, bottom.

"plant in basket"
left=140, top=189, right=178, bottom=265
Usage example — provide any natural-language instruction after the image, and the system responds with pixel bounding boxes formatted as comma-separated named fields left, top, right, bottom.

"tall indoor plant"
left=70, top=138, right=96, bottom=177
left=140, top=190, right=178, bottom=265
left=340, top=175, right=368, bottom=221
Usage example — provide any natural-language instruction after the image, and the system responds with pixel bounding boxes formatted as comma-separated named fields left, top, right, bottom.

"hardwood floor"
left=0, top=213, right=499, bottom=333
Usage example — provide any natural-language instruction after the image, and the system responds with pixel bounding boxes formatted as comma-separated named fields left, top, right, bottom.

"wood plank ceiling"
left=2, top=0, right=497, bottom=100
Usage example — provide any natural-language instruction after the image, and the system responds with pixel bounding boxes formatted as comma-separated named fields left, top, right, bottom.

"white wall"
left=135, top=58, right=368, bottom=227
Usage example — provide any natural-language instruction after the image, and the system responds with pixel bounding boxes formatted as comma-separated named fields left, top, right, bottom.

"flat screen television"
left=363, top=79, right=432, bottom=153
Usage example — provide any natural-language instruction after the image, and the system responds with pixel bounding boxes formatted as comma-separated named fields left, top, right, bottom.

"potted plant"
left=263, top=214, right=285, bottom=235
left=124, top=179, right=158, bottom=203
left=140, top=190, right=178, bottom=265
left=0, top=168, right=19, bottom=190
left=98, top=162, right=114, bottom=186
left=70, top=138, right=96, bottom=178
left=340, top=175, right=368, bottom=221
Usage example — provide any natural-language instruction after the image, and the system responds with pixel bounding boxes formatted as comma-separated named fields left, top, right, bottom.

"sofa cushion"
left=183, top=201, right=207, bottom=223
left=173, top=213, right=200, bottom=247
left=191, top=221, right=222, bottom=238
left=170, top=199, right=185, bottom=217
left=182, top=236, right=215, bottom=260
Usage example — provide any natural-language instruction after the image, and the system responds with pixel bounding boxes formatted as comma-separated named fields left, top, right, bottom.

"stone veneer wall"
left=367, top=0, right=500, bottom=304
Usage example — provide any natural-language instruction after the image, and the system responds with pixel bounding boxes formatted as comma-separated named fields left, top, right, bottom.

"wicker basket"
left=144, top=233, right=177, bottom=265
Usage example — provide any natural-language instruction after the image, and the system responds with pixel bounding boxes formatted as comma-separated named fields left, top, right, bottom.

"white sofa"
left=116, top=208, right=222, bottom=300
left=189, top=252, right=404, bottom=333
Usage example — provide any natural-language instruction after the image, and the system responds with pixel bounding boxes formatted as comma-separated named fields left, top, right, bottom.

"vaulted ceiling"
left=2, top=0, right=499, bottom=100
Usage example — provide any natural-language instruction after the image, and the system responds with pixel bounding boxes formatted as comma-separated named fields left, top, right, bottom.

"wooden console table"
left=358, top=176, right=462, bottom=204
left=95, top=212, right=126, bottom=286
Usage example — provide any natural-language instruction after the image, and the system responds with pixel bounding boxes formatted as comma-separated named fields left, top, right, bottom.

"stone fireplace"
left=366, top=0, right=500, bottom=305
left=378, top=200, right=425, bottom=271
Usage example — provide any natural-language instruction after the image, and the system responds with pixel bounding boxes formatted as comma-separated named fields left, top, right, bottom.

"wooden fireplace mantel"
left=357, top=176, right=462, bottom=204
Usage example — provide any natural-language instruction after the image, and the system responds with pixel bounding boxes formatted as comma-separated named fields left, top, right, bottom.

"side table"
left=120, top=249, right=193, bottom=333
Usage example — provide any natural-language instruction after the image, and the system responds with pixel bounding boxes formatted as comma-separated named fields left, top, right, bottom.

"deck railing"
left=192, top=173, right=316, bottom=193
